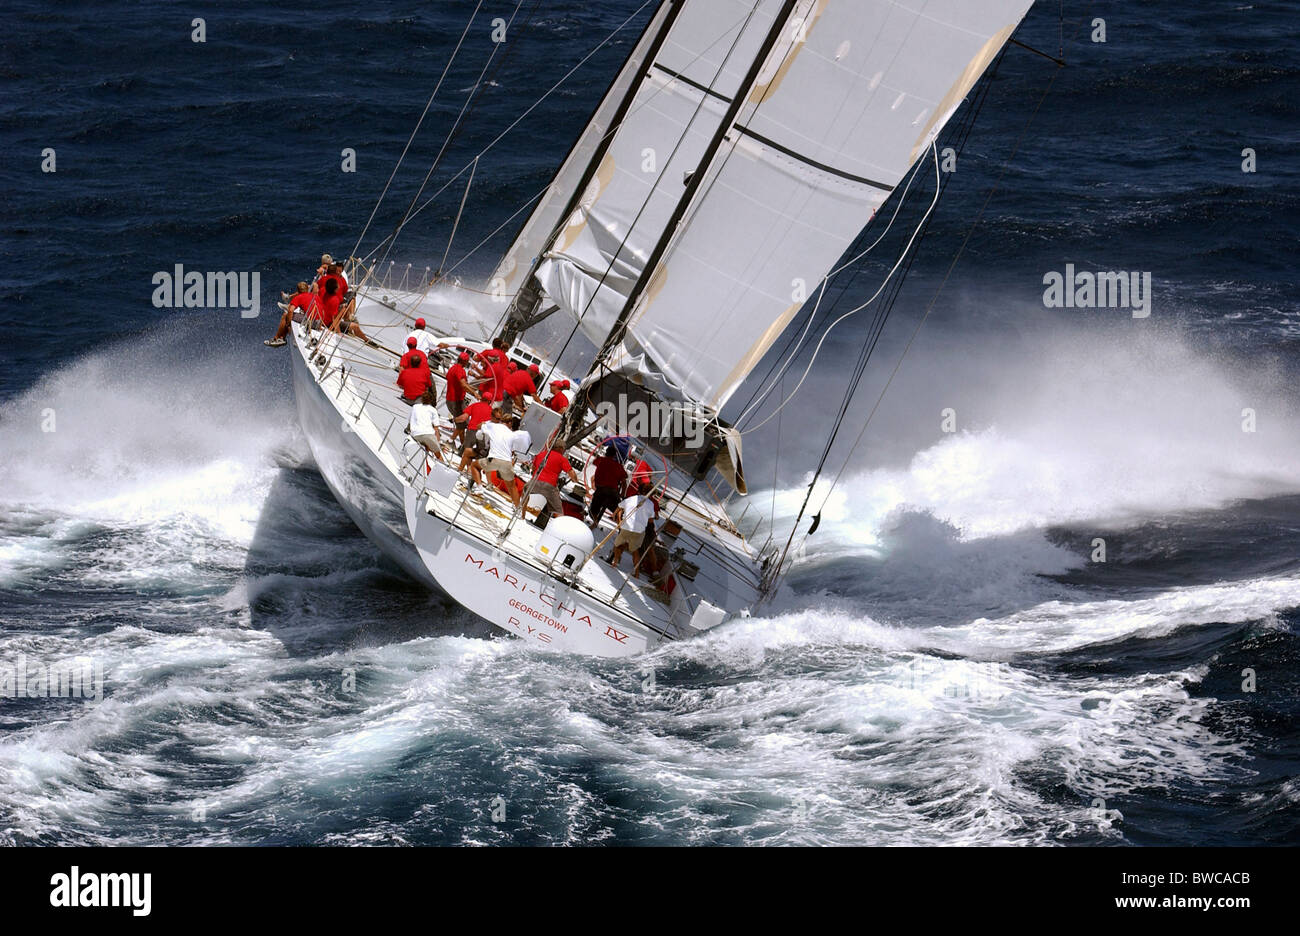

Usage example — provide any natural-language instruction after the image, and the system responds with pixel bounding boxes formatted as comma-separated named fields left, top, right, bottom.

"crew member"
left=529, top=442, right=585, bottom=526
left=396, top=352, right=433, bottom=403
left=479, top=338, right=509, bottom=399
left=470, top=407, right=531, bottom=510
left=444, top=350, right=474, bottom=445
left=588, top=444, right=627, bottom=528
left=408, top=317, right=437, bottom=357
left=545, top=379, right=570, bottom=414
left=407, top=389, right=445, bottom=462
left=265, top=282, right=323, bottom=346
left=609, top=482, right=656, bottom=573
left=501, top=362, right=538, bottom=416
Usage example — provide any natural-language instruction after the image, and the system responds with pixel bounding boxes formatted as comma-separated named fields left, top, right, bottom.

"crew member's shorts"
left=614, top=528, right=644, bottom=550
left=480, top=456, right=514, bottom=481
left=446, top=397, right=465, bottom=419
left=412, top=432, right=440, bottom=452
left=589, top=486, right=621, bottom=522
left=533, top=481, right=563, bottom=515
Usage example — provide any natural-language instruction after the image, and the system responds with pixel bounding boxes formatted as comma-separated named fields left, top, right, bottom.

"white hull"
left=290, top=335, right=440, bottom=590
left=287, top=287, right=763, bottom=657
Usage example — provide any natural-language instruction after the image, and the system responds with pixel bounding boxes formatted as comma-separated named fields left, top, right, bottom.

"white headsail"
left=504, top=0, right=1035, bottom=410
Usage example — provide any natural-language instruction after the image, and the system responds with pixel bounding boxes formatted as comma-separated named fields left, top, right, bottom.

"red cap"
left=482, top=390, right=494, bottom=402
left=414, top=317, right=426, bottom=328
left=458, top=351, right=470, bottom=363
left=508, top=361, right=518, bottom=371
left=406, top=336, right=418, bottom=347
left=550, top=379, right=563, bottom=388
left=528, top=364, right=540, bottom=376
left=562, top=379, right=571, bottom=389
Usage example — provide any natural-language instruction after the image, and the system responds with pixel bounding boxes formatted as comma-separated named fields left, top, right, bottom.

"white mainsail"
left=505, top=0, right=1034, bottom=411
left=490, top=1, right=676, bottom=302
left=527, top=0, right=792, bottom=351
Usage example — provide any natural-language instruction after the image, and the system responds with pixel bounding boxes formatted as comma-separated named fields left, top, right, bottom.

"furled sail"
left=508, top=0, right=1035, bottom=410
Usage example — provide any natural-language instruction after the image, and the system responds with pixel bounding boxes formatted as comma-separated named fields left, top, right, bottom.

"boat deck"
left=290, top=283, right=764, bottom=639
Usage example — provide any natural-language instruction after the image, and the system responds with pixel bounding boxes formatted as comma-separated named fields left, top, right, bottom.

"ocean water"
left=1, top=0, right=1298, bottom=845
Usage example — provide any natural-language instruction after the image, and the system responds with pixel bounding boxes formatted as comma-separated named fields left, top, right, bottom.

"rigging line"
left=811, top=64, right=1065, bottom=524
left=768, top=57, right=1014, bottom=581
left=505, top=5, right=767, bottom=352
left=801, top=2, right=1089, bottom=531
left=741, top=145, right=942, bottom=436
left=440, top=185, right=546, bottom=283
left=547, top=3, right=769, bottom=375
left=349, top=0, right=485, bottom=262
left=567, top=2, right=821, bottom=421
left=479, top=6, right=750, bottom=344
left=369, top=0, right=528, bottom=274
left=610, top=5, right=815, bottom=389
left=363, top=0, right=659, bottom=266
left=733, top=153, right=929, bottom=427
left=438, top=156, right=478, bottom=277
left=754, top=40, right=1000, bottom=453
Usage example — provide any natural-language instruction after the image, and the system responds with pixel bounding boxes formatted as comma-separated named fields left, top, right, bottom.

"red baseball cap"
left=414, top=317, right=426, bottom=328
left=458, top=351, right=470, bottom=363
left=550, top=379, right=562, bottom=388
left=482, top=390, right=495, bottom=402
left=508, top=361, right=518, bottom=371
left=406, top=336, right=417, bottom=347
left=528, top=364, right=540, bottom=376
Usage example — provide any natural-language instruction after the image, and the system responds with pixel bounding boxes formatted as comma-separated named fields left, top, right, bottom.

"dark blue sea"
left=1, top=0, right=1298, bottom=845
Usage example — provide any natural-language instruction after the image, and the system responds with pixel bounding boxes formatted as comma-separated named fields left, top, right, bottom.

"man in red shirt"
left=318, top=265, right=369, bottom=342
left=588, top=444, right=628, bottom=528
left=399, top=335, right=418, bottom=362
left=396, top=352, right=433, bottom=403
left=545, top=379, right=570, bottom=413
left=265, top=281, right=322, bottom=346
left=629, top=458, right=653, bottom=491
left=477, top=338, right=509, bottom=399
left=454, top=391, right=500, bottom=475
left=528, top=443, right=586, bottom=525
left=318, top=263, right=348, bottom=303
left=445, top=351, right=474, bottom=445
left=501, top=363, right=538, bottom=416
left=319, top=278, right=344, bottom=329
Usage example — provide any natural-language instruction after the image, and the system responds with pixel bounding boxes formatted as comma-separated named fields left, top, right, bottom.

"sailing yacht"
left=286, top=0, right=1035, bottom=657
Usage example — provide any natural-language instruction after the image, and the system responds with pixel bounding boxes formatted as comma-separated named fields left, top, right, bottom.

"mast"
left=514, top=0, right=1034, bottom=418
left=499, top=1, right=681, bottom=342
left=587, top=0, right=801, bottom=379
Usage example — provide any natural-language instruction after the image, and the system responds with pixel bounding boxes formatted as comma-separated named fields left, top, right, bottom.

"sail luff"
left=490, top=1, right=678, bottom=320
left=588, top=0, right=801, bottom=378
left=595, top=0, right=1036, bottom=412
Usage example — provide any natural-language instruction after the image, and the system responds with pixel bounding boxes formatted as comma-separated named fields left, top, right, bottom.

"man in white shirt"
left=407, top=389, right=445, bottom=462
left=408, top=317, right=439, bottom=357
left=470, top=407, right=531, bottom=509
left=609, top=482, right=656, bottom=572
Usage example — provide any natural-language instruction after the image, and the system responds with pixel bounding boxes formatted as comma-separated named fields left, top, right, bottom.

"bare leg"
left=272, top=311, right=291, bottom=340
